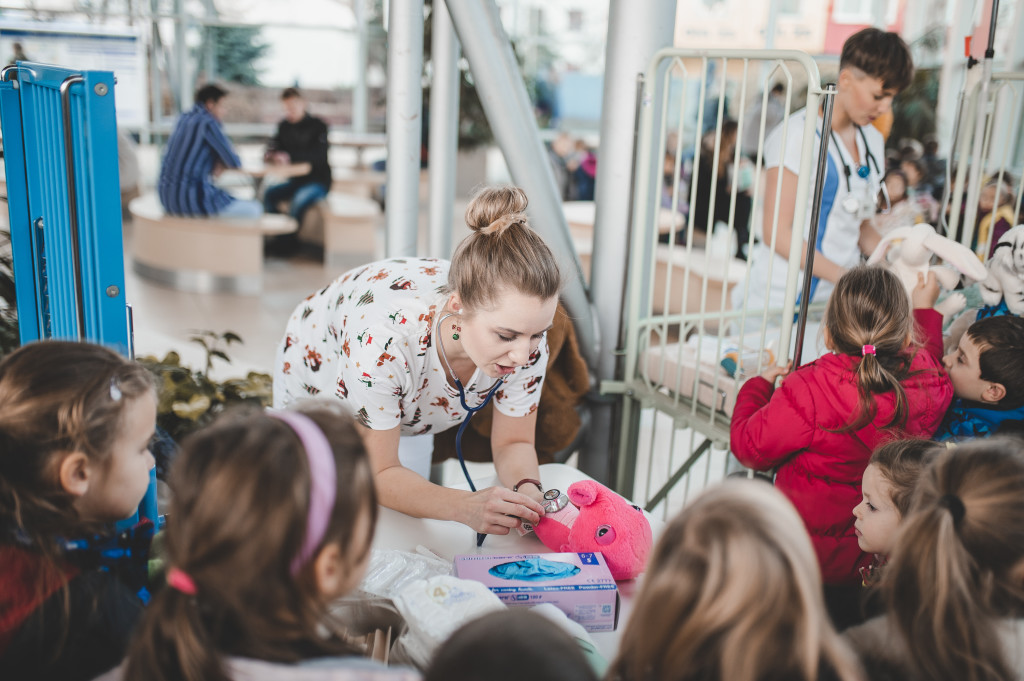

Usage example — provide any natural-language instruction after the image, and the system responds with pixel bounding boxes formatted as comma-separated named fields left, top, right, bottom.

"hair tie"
left=938, top=493, right=966, bottom=527
left=269, top=410, right=338, bottom=576
left=484, top=212, right=526, bottom=235
left=861, top=344, right=876, bottom=356
left=167, top=567, right=198, bottom=595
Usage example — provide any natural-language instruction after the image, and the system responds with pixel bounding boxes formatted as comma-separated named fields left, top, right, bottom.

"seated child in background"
left=848, top=439, right=941, bottom=624
left=874, top=168, right=924, bottom=237
left=608, top=480, right=863, bottom=681
left=0, top=341, right=158, bottom=681
left=114, top=405, right=418, bottom=681
left=424, top=609, right=597, bottom=681
left=844, top=438, right=1024, bottom=681
left=936, top=315, right=1024, bottom=441
left=730, top=267, right=952, bottom=596
left=975, top=177, right=1018, bottom=258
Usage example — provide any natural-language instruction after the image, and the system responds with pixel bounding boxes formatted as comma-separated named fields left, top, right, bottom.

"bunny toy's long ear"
left=867, top=225, right=915, bottom=265
left=922, top=232, right=988, bottom=281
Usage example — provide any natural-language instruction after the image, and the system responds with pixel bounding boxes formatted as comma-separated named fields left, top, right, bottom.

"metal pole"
left=588, top=0, right=675, bottom=484
left=353, top=0, right=368, bottom=134
left=174, top=0, right=189, bottom=111
left=960, top=0, right=999, bottom=251
left=60, top=75, right=87, bottom=338
left=444, top=0, right=598, bottom=370
left=428, top=0, right=460, bottom=258
left=793, top=84, right=836, bottom=368
left=385, top=0, right=424, bottom=258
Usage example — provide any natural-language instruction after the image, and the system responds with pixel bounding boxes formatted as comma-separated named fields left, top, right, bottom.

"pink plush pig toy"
left=533, top=479, right=653, bottom=581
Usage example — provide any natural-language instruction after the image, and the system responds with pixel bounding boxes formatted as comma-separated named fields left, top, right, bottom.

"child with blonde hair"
left=117, top=405, right=418, bottom=681
left=0, top=341, right=158, bottom=680
left=846, top=438, right=1024, bottom=681
left=730, top=266, right=952, bottom=617
left=609, top=479, right=863, bottom=681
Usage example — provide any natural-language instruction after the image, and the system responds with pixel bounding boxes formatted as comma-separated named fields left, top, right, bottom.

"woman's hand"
left=458, top=486, right=546, bottom=535
left=760, top=361, right=792, bottom=385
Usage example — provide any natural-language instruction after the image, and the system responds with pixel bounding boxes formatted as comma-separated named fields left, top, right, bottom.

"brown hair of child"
left=966, top=315, right=1024, bottom=409
left=884, top=438, right=1024, bottom=681
left=869, top=438, right=942, bottom=517
left=0, top=340, right=155, bottom=550
left=123, top=404, right=378, bottom=681
left=446, top=185, right=562, bottom=312
left=609, top=480, right=862, bottom=681
left=824, top=265, right=925, bottom=432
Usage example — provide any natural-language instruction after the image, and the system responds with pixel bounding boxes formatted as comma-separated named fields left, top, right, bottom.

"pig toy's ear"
left=567, top=480, right=599, bottom=507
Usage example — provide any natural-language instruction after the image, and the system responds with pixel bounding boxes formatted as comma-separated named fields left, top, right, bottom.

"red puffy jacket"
left=729, top=310, right=953, bottom=584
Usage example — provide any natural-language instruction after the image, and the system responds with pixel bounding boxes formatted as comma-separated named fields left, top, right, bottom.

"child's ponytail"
left=884, top=440, right=1024, bottom=681
left=123, top=406, right=377, bottom=681
left=824, top=266, right=919, bottom=432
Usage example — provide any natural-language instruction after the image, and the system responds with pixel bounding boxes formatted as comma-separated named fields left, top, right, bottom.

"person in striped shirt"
left=157, top=84, right=261, bottom=218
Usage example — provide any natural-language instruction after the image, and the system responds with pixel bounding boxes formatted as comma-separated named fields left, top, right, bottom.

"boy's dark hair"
left=194, top=83, right=227, bottom=106
left=968, top=315, right=1024, bottom=408
left=840, top=28, right=913, bottom=93
left=281, top=87, right=302, bottom=100
left=424, top=609, right=598, bottom=681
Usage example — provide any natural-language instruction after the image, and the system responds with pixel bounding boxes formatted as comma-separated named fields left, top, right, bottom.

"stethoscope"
left=827, top=126, right=887, bottom=215
left=436, top=312, right=505, bottom=547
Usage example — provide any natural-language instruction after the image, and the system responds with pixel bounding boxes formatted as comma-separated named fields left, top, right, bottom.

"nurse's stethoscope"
left=436, top=311, right=505, bottom=546
left=827, top=126, right=888, bottom=215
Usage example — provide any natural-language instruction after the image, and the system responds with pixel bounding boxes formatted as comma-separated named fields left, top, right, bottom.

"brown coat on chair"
left=432, top=303, right=591, bottom=465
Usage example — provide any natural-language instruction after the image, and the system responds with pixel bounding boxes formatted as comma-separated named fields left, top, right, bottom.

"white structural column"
left=428, top=0, right=460, bottom=259
left=385, top=0, right=425, bottom=257
left=586, top=0, right=676, bottom=483
left=444, top=0, right=598, bottom=370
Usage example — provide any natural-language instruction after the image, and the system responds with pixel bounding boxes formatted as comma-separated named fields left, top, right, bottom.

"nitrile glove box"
left=454, top=552, right=619, bottom=632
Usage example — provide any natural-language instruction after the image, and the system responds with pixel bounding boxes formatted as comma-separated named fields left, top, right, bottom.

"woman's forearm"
left=374, top=464, right=469, bottom=522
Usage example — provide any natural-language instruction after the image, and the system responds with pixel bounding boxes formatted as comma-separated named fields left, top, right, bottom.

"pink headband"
left=269, top=410, right=337, bottom=576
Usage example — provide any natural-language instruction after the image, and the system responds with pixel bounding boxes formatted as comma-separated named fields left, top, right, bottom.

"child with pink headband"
left=113, top=404, right=419, bottom=681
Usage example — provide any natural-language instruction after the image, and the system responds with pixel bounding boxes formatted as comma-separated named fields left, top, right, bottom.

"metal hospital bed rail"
left=603, top=49, right=834, bottom=518
left=944, top=69, right=1024, bottom=256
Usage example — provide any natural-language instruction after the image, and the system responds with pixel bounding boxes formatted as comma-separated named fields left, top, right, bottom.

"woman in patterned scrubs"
left=274, top=186, right=560, bottom=534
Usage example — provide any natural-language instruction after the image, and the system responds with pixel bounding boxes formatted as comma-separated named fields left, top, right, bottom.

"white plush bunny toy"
left=867, top=223, right=989, bottom=320
left=979, top=224, right=1024, bottom=316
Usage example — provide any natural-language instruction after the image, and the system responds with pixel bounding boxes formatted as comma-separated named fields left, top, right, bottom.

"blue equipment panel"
left=0, top=61, right=129, bottom=353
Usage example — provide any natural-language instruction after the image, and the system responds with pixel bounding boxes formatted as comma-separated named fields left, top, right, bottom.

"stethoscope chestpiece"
left=542, top=488, right=570, bottom=514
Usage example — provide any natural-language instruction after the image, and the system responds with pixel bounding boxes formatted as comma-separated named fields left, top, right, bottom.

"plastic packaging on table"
left=391, top=575, right=506, bottom=668
left=357, top=546, right=453, bottom=599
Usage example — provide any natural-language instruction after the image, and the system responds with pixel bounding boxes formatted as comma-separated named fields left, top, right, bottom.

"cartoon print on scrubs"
left=273, top=258, right=549, bottom=436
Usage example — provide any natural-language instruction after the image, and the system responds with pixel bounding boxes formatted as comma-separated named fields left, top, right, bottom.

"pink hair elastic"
left=861, top=344, right=876, bottom=356
left=269, top=410, right=337, bottom=576
left=166, top=567, right=198, bottom=595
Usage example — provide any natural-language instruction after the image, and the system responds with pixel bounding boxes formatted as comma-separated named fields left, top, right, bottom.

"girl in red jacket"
left=730, top=266, right=952, bottom=600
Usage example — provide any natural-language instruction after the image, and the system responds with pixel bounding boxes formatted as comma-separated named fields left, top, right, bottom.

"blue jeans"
left=217, top=198, right=263, bottom=218
left=263, top=180, right=329, bottom=223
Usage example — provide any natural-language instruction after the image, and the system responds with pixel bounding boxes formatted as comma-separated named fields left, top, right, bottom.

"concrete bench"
left=292, top=192, right=382, bottom=269
left=129, top=193, right=297, bottom=294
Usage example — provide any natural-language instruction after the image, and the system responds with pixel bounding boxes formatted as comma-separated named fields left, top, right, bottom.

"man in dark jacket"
left=263, top=87, right=332, bottom=229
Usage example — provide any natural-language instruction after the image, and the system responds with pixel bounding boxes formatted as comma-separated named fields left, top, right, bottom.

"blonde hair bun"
left=465, top=185, right=530, bottom=235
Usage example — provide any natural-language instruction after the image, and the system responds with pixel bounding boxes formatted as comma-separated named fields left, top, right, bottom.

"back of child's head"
left=610, top=479, right=861, bottom=681
left=967, top=315, right=1024, bottom=409
left=124, top=403, right=378, bottom=681
left=0, top=340, right=155, bottom=544
left=424, top=609, right=598, bottom=681
left=839, top=28, right=913, bottom=93
left=825, top=265, right=918, bottom=430
left=885, top=437, right=1024, bottom=681
left=869, top=438, right=942, bottom=517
